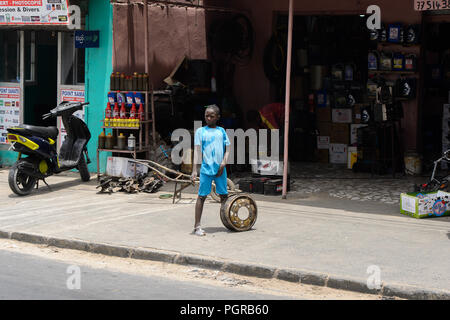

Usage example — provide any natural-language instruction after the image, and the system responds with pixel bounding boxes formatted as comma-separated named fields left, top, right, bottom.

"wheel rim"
left=15, top=170, right=35, bottom=191
left=222, top=195, right=257, bottom=231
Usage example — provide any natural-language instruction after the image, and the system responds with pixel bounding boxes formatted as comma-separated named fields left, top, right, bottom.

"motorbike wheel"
left=211, top=178, right=236, bottom=202
left=8, top=161, right=37, bottom=196
left=220, top=194, right=258, bottom=232
left=78, top=154, right=90, bottom=182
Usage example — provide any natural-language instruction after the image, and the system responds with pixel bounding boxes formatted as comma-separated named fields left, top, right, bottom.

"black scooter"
left=6, top=101, right=91, bottom=196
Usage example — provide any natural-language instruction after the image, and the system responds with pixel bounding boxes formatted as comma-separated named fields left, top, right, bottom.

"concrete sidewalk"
left=0, top=169, right=449, bottom=299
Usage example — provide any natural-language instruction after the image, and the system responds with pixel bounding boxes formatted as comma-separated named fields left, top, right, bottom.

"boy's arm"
left=216, top=144, right=231, bottom=177
left=191, top=145, right=202, bottom=181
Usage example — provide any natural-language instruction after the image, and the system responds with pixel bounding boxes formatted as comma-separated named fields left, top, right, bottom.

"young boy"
left=191, top=105, right=231, bottom=236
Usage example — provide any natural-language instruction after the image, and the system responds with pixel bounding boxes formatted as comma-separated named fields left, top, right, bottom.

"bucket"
left=404, top=152, right=422, bottom=175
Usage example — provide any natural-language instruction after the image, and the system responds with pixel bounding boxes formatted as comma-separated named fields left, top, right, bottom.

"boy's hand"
left=191, top=171, right=198, bottom=181
left=216, top=164, right=226, bottom=177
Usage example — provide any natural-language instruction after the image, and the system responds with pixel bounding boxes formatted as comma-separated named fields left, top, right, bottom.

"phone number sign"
left=415, top=0, right=450, bottom=10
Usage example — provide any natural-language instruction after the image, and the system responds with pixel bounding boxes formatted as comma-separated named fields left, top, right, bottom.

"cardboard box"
left=316, top=106, right=331, bottom=122
left=330, top=123, right=350, bottom=144
left=250, top=159, right=289, bottom=176
left=329, top=143, right=348, bottom=164
left=106, top=156, right=149, bottom=178
left=400, top=191, right=450, bottom=219
left=347, top=146, right=358, bottom=169
left=316, top=149, right=329, bottom=163
left=317, top=121, right=331, bottom=136
left=332, top=108, right=352, bottom=123
left=350, top=124, right=368, bottom=145
left=317, top=136, right=330, bottom=150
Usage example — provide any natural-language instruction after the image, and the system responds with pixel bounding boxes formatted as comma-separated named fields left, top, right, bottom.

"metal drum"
left=220, top=194, right=257, bottom=232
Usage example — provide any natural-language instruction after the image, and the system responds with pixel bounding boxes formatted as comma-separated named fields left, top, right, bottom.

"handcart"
left=128, top=159, right=258, bottom=232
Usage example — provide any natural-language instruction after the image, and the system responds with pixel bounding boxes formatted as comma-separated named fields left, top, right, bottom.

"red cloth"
left=258, top=103, right=284, bottom=129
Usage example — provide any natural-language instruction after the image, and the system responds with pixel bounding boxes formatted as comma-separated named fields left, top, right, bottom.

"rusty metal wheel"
left=220, top=194, right=257, bottom=232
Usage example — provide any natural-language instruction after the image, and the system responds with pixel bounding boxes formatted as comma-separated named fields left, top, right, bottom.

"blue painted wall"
left=85, top=0, right=113, bottom=173
left=0, top=1, right=113, bottom=172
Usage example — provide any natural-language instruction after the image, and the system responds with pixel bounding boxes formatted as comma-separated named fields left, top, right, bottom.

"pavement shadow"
left=7, top=178, right=96, bottom=198
left=202, top=227, right=257, bottom=235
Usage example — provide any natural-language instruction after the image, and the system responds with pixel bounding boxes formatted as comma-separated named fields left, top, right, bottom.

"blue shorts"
left=198, top=170, right=228, bottom=197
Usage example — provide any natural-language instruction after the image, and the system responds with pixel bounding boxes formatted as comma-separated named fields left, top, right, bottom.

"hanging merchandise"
left=374, top=104, right=388, bottom=122
left=344, top=64, right=355, bottom=81
left=367, top=79, right=378, bottom=98
left=399, top=27, right=404, bottom=44
left=388, top=23, right=403, bottom=43
left=369, top=28, right=379, bottom=43
left=405, top=25, right=419, bottom=45
left=379, top=24, right=387, bottom=42
left=334, top=91, right=348, bottom=108
left=404, top=54, right=417, bottom=71
left=331, top=64, right=344, bottom=81
left=361, top=106, right=371, bottom=123
left=368, top=51, right=379, bottom=70
left=379, top=52, right=393, bottom=71
left=316, top=90, right=327, bottom=107
left=396, top=78, right=417, bottom=99
left=347, top=92, right=356, bottom=107
left=393, top=52, right=405, bottom=71
left=376, top=82, right=393, bottom=105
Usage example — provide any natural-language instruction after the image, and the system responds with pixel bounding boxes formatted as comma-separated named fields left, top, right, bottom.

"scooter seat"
left=10, top=125, right=59, bottom=139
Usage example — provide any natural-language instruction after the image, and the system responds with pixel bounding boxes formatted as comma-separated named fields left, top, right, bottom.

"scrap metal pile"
left=96, top=172, right=164, bottom=194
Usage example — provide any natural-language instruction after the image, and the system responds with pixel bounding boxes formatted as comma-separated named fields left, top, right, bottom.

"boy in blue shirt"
left=191, top=105, right=231, bottom=236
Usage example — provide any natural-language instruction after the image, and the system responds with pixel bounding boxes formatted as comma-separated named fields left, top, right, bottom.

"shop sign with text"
left=0, top=0, right=69, bottom=25
left=415, top=0, right=450, bottom=10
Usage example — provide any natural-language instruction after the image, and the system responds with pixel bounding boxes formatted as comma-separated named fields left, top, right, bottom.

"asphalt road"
left=0, top=249, right=292, bottom=300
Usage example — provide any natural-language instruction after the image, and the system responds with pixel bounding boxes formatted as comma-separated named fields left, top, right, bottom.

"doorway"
left=24, top=31, right=58, bottom=127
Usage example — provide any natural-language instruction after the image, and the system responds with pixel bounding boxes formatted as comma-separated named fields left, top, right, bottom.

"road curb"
left=1, top=230, right=449, bottom=300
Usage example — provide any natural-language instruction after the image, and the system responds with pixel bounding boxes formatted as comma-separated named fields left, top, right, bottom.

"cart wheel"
left=211, top=178, right=236, bottom=202
left=220, top=194, right=257, bottom=232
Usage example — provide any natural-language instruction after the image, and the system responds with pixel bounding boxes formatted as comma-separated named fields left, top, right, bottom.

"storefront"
left=0, top=0, right=114, bottom=173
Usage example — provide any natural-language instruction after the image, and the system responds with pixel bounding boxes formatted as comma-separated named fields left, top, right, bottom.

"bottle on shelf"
left=120, top=73, right=126, bottom=91
left=104, top=102, right=112, bottom=127
left=112, top=102, right=120, bottom=127
left=110, top=73, right=116, bottom=91
left=138, top=103, right=145, bottom=123
left=117, top=133, right=126, bottom=150
left=120, top=103, right=127, bottom=127
left=143, top=73, right=149, bottom=91
left=133, top=72, right=138, bottom=91
left=114, top=72, right=120, bottom=91
left=128, top=134, right=136, bottom=151
left=129, top=103, right=137, bottom=128
left=138, top=73, right=143, bottom=91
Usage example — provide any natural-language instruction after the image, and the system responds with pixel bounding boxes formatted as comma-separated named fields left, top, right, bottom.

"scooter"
left=6, top=101, right=91, bottom=196
left=415, top=149, right=450, bottom=193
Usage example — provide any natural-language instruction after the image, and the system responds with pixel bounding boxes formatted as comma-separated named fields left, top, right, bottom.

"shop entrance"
left=24, top=31, right=58, bottom=127
left=421, top=19, right=450, bottom=168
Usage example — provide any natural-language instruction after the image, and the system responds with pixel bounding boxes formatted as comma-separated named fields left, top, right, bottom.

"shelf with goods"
left=96, top=91, right=156, bottom=180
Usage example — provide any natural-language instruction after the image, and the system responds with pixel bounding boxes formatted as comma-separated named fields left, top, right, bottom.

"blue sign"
left=75, top=30, right=99, bottom=48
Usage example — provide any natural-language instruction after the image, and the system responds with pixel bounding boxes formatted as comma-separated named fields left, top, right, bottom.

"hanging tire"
left=8, top=161, right=37, bottom=196
left=78, top=154, right=90, bottom=182
left=211, top=178, right=236, bottom=202
left=220, top=194, right=258, bottom=232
